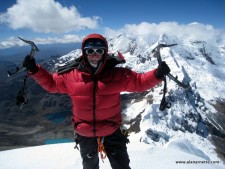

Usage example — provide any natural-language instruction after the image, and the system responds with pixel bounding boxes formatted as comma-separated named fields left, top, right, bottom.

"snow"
left=0, top=138, right=224, bottom=169
left=123, top=99, right=148, bottom=121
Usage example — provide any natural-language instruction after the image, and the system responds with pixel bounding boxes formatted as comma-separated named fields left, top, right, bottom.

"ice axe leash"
left=151, top=43, right=190, bottom=111
left=8, top=37, right=39, bottom=110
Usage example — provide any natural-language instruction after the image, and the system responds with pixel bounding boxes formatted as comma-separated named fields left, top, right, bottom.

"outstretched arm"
left=31, top=65, right=67, bottom=94
left=121, top=68, right=162, bottom=92
left=23, top=55, right=67, bottom=94
left=121, top=61, right=170, bottom=92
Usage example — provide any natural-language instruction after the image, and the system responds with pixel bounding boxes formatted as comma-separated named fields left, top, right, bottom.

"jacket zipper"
left=93, top=77, right=97, bottom=137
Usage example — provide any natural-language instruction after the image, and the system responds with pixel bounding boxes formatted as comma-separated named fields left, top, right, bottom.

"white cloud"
left=34, top=34, right=81, bottom=44
left=0, top=37, right=18, bottom=48
left=0, top=0, right=100, bottom=33
left=105, top=22, right=225, bottom=45
left=1, top=21, right=225, bottom=49
left=0, top=34, right=82, bottom=49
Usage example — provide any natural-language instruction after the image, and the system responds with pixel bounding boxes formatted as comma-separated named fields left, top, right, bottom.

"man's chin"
left=90, top=62, right=98, bottom=68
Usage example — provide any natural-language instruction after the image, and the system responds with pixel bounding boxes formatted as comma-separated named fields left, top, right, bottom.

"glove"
left=155, top=61, right=170, bottom=79
left=23, top=55, right=39, bottom=74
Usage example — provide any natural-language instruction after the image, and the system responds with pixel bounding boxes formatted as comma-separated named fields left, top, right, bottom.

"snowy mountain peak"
left=158, top=33, right=168, bottom=44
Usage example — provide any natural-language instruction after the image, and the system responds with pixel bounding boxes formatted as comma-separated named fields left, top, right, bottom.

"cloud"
left=2, top=21, right=225, bottom=49
left=0, top=37, right=20, bottom=48
left=0, top=0, right=100, bottom=33
left=105, top=22, right=225, bottom=45
left=0, top=34, right=82, bottom=49
left=34, top=34, right=81, bottom=44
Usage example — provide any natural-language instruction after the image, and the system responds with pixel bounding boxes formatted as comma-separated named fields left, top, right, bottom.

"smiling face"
left=84, top=47, right=105, bottom=68
left=82, top=34, right=108, bottom=74
left=86, top=52, right=103, bottom=68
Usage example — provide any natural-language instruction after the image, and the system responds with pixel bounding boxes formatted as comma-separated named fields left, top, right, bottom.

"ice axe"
left=151, top=43, right=190, bottom=111
left=7, top=37, right=39, bottom=77
left=7, top=37, right=39, bottom=109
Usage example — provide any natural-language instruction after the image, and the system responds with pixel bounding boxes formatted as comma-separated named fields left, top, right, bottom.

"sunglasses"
left=85, top=48, right=105, bottom=55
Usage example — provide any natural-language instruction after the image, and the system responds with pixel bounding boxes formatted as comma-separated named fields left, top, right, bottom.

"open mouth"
left=89, top=60, right=99, bottom=67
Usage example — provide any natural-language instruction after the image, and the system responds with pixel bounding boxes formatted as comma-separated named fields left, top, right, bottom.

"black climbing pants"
left=76, top=129, right=131, bottom=169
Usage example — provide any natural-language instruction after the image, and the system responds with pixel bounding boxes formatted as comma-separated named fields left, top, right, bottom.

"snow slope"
left=0, top=138, right=224, bottom=169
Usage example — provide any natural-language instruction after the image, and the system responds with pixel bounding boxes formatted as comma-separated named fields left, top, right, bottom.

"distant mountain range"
left=0, top=42, right=81, bottom=64
left=0, top=34, right=224, bottom=163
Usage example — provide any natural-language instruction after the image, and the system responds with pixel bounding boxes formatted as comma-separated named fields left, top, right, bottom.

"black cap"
left=84, top=38, right=106, bottom=49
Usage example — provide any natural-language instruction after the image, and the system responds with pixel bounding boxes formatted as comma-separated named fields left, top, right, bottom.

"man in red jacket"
left=23, top=33, right=170, bottom=169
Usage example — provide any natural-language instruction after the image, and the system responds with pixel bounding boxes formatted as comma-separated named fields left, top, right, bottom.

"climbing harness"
left=97, top=137, right=107, bottom=162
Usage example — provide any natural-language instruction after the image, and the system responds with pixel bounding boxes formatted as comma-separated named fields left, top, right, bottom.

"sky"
left=0, top=0, right=225, bottom=48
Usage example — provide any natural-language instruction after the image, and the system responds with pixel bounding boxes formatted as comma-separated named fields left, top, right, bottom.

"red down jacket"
left=31, top=34, right=161, bottom=137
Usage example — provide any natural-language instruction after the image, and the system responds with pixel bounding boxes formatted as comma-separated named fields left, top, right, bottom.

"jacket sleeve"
left=31, top=65, right=67, bottom=94
left=121, top=68, right=162, bottom=92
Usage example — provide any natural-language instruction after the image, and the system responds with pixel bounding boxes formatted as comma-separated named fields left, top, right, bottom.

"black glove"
left=23, top=55, right=39, bottom=74
left=155, top=61, right=170, bottom=79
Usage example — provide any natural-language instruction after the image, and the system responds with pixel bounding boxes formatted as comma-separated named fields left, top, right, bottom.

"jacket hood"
left=81, top=34, right=108, bottom=75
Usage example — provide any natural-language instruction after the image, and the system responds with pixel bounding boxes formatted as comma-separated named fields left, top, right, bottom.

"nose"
left=88, top=54, right=102, bottom=60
